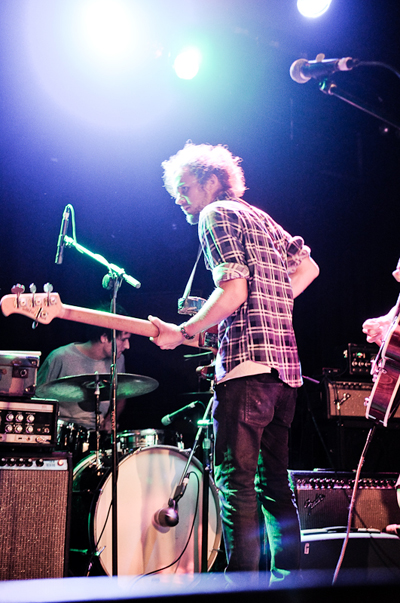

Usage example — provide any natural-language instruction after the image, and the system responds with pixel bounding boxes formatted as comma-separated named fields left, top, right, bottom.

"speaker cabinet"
left=301, top=529, right=400, bottom=576
left=290, top=470, right=400, bottom=531
left=0, top=451, right=72, bottom=580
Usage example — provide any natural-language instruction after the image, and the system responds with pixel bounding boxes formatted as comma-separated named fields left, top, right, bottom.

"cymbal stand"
left=94, top=372, right=102, bottom=471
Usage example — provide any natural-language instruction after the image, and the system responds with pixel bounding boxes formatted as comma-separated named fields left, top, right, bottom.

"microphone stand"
left=319, top=78, right=400, bottom=132
left=107, top=276, right=120, bottom=577
left=62, top=235, right=141, bottom=289
left=57, top=229, right=141, bottom=576
left=197, top=397, right=213, bottom=572
left=163, top=395, right=214, bottom=572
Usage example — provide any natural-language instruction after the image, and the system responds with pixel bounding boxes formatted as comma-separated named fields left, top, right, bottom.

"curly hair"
left=162, top=142, right=246, bottom=199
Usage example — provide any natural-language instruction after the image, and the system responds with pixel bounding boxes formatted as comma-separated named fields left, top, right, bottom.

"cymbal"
left=35, top=373, right=159, bottom=404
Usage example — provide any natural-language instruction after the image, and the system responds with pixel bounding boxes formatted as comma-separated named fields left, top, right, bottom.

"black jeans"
left=213, top=372, right=301, bottom=583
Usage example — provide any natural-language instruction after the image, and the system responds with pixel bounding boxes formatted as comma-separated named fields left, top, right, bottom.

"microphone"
left=290, top=54, right=358, bottom=84
left=155, top=500, right=179, bottom=527
left=55, top=206, right=71, bottom=264
left=154, top=475, right=190, bottom=527
left=161, top=401, right=200, bottom=426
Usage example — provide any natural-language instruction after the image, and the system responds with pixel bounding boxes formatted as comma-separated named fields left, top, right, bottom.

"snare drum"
left=117, top=428, right=164, bottom=455
left=70, top=445, right=222, bottom=576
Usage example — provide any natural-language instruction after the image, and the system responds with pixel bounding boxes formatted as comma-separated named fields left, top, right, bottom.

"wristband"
left=180, top=323, right=195, bottom=340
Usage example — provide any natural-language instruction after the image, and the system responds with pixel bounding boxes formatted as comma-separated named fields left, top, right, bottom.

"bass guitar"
left=0, top=286, right=217, bottom=351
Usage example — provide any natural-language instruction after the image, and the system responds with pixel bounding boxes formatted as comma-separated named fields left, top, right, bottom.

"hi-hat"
left=35, top=373, right=158, bottom=404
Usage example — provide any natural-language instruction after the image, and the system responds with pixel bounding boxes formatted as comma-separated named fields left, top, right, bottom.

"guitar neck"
left=0, top=292, right=205, bottom=350
left=59, top=304, right=200, bottom=348
left=60, top=304, right=156, bottom=337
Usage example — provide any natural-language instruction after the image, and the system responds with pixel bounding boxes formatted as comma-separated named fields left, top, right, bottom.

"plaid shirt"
left=199, top=199, right=310, bottom=388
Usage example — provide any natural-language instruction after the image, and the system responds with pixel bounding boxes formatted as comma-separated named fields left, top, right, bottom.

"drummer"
left=36, top=313, right=131, bottom=434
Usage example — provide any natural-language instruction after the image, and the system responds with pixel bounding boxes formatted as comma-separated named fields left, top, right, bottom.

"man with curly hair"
left=149, top=142, right=319, bottom=584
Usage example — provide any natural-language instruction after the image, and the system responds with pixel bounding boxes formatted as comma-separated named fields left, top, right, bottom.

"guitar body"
left=365, top=318, right=400, bottom=426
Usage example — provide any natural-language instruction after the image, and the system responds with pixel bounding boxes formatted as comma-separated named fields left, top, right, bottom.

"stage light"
left=173, top=47, right=202, bottom=80
left=79, top=0, right=136, bottom=63
left=297, top=0, right=333, bottom=18
left=22, top=0, right=173, bottom=130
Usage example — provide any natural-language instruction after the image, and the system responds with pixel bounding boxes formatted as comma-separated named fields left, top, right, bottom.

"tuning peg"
left=29, top=283, right=37, bottom=294
left=11, top=284, right=25, bottom=295
left=43, top=283, right=53, bottom=293
left=11, top=284, right=25, bottom=308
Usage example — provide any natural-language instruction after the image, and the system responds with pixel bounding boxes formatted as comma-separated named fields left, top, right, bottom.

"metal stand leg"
left=157, top=396, right=214, bottom=571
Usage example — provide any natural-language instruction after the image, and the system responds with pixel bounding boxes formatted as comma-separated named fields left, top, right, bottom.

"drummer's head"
left=99, top=330, right=131, bottom=359
left=85, top=303, right=131, bottom=358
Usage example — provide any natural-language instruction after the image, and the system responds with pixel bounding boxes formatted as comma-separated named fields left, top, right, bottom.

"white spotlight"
left=173, top=47, right=202, bottom=80
left=81, top=0, right=135, bottom=61
left=297, top=0, right=333, bottom=18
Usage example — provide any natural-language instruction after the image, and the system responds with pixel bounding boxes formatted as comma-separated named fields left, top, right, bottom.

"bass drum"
left=71, top=446, right=222, bottom=576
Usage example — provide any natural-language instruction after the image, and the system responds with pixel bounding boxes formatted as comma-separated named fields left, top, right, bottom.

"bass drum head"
left=93, top=445, right=221, bottom=575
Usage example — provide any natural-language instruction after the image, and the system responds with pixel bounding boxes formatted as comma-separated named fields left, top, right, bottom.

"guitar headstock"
left=0, top=284, right=62, bottom=325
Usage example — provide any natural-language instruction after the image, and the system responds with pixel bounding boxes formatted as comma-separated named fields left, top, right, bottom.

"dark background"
left=1, top=1, right=400, bottom=471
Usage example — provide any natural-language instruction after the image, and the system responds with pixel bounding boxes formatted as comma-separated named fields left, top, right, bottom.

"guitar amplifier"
left=326, top=380, right=400, bottom=420
left=290, top=470, right=400, bottom=531
left=0, top=451, right=72, bottom=580
left=0, top=397, right=58, bottom=447
left=347, top=343, right=377, bottom=376
left=0, top=351, right=41, bottom=397
left=326, top=380, right=372, bottom=418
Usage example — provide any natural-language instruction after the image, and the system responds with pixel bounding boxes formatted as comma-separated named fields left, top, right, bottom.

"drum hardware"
left=35, top=372, right=159, bottom=460
left=93, top=372, right=102, bottom=470
left=117, top=428, right=166, bottom=455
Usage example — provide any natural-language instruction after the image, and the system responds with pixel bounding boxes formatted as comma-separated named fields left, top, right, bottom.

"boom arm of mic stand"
left=319, top=79, right=400, bottom=132
left=63, top=236, right=141, bottom=289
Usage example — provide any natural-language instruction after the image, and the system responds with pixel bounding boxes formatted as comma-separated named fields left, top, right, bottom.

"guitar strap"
left=178, top=244, right=203, bottom=312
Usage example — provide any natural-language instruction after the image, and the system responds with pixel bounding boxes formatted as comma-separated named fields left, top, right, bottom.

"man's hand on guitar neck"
left=362, top=260, right=400, bottom=346
left=362, top=307, right=397, bottom=346
left=362, top=316, right=391, bottom=345
left=148, top=315, right=199, bottom=350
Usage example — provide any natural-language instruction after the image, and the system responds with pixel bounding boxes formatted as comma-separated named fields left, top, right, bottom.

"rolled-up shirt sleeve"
left=212, top=262, right=250, bottom=287
left=286, top=236, right=311, bottom=274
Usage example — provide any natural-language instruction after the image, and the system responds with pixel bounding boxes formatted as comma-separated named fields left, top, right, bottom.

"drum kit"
left=35, top=372, right=222, bottom=577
